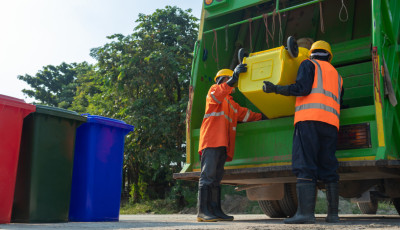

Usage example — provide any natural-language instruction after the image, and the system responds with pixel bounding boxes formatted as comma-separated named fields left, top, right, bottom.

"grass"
left=315, top=191, right=398, bottom=215
left=120, top=199, right=180, bottom=214
left=377, top=202, right=399, bottom=215
left=120, top=188, right=399, bottom=215
left=315, top=194, right=328, bottom=214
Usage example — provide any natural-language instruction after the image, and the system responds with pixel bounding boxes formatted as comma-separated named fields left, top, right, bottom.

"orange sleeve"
left=234, top=101, right=262, bottom=122
left=207, top=83, right=233, bottom=105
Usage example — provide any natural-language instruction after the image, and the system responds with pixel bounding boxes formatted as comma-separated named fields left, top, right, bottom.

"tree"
left=89, top=6, right=198, bottom=203
left=18, top=62, right=80, bottom=108
left=70, top=62, right=102, bottom=113
left=16, top=5, right=199, bottom=207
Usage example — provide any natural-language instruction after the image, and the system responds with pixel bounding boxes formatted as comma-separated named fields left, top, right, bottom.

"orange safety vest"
left=199, top=83, right=261, bottom=161
left=294, top=59, right=343, bottom=130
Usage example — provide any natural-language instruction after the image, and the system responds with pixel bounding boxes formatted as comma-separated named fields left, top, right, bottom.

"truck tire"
left=392, top=198, right=400, bottom=215
left=258, top=200, right=285, bottom=218
left=257, top=183, right=298, bottom=218
left=278, top=183, right=298, bottom=217
left=357, top=199, right=378, bottom=214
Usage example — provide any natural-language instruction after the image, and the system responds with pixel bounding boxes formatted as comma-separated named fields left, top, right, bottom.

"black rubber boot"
left=284, top=183, right=316, bottom=224
left=211, top=186, right=234, bottom=221
left=325, top=182, right=339, bottom=223
left=197, top=186, right=219, bottom=222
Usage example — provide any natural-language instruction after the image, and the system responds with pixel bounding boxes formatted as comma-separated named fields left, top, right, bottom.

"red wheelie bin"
left=0, top=95, right=35, bottom=224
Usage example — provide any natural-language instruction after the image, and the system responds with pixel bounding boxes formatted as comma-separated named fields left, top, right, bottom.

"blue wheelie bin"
left=69, top=115, right=134, bottom=222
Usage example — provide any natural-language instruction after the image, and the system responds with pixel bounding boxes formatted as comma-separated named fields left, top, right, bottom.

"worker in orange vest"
left=197, top=64, right=263, bottom=222
left=262, top=40, right=343, bottom=224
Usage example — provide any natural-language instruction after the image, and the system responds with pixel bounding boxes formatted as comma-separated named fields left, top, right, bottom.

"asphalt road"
left=1, top=214, right=400, bottom=230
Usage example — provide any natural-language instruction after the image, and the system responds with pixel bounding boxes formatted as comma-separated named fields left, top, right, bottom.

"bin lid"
left=35, top=105, right=87, bottom=122
left=0, top=94, right=36, bottom=112
left=83, top=114, right=134, bottom=131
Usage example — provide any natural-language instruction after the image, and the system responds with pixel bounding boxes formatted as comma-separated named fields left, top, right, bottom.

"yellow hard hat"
left=309, top=40, right=333, bottom=62
left=214, top=69, right=233, bottom=82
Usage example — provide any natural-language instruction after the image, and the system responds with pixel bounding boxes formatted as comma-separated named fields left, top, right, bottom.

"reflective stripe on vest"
left=210, top=91, right=222, bottom=104
left=203, top=111, right=233, bottom=123
left=225, top=98, right=238, bottom=113
left=296, top=103, right=339, bottom=117
left=242, top=109, right=251, bottom=122
left=295, top=60, right=342, bottom=119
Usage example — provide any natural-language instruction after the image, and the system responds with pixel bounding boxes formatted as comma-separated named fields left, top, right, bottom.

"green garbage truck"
left=173, top=0, right=400, bottom=216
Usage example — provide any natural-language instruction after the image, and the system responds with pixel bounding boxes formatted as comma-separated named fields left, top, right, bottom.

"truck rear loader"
left=173, top=0, right=400, bottom=216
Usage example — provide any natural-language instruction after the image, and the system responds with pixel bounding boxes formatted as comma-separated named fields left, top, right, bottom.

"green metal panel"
left=204, top=0, right=270, bottom=19
left=316, top=0, right=355, bottom=43
left=331, top=37, right=372, bottom=66
left=353, top=0, right=372, bottom=39
left=338, top=61, right=374, bottom=107
left=371, top=0, right=400, bottom=160
left=190, top=105, right=378, bottom=171
left=204, top=0, right=229, bottom=11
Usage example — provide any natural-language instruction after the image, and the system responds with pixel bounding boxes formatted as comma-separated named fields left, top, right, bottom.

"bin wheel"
left=287, top=36, right=299, bottom=58
left=357, top=198, right=378, bottom=214
left=238, top=48, right=248, bottom=64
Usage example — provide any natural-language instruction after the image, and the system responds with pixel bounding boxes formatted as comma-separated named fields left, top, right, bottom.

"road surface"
left=1, top=214, right=400, bottom=229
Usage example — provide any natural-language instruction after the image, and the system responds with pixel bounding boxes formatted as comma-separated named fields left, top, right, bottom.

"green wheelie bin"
left=12, top=105, right=86, bottom=223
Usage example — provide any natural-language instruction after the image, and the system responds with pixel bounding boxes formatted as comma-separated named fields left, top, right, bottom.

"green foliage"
left=123, top=181, right=198, bottom=215
left=18, top=62, right=82, bottom=108
left=221, top=185, right=263, bottom=214
left=89, top=6, right=198, bottom=204
left=120, top=199, right=181, bottom=214
left=167, top=180, right=198, bottom=209
left=377, top=201, right=398, bottom=215
left=129, top=174, right=149, bottom=203
left=315, top=193, right=328, bottom=214
left=17, top=5, right=199, bottom=209
left=70, top=62, right=102, bottom=113
left=87, top=6, right=198, bottom=204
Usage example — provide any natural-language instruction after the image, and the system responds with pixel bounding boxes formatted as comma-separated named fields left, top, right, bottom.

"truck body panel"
left=175, top=0, right=400, bottom=204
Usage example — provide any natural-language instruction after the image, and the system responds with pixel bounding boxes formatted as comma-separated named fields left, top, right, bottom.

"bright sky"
left=0, top=0, right=202, bottom=101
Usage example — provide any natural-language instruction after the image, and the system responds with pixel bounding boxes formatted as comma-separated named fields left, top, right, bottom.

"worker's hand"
left=262, top=81, right=277, bottom=93
left=227, top=64, right=247, bottom=87
left=233, top=63, right=247, bottom=76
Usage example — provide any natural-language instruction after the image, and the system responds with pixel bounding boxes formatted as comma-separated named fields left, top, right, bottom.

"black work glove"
left=227, top=63, right=247, bottom=87
left=262, top=81, right=277, bottom=93
left=263, top=81, right=290, bottom=96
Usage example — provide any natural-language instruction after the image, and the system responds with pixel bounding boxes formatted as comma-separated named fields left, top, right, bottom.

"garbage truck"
left=173, top=0, right=400, bottom=217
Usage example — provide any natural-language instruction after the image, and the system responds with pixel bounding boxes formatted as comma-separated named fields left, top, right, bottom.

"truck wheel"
left=258, top=200, right=285, bottom=218
left=257, top=183, right=298, bottom=218
left=357, top=199, right=378, bottom=214
left=278, top=183, right=298, bottom=217
left=392, top=198, right=400, bottom=215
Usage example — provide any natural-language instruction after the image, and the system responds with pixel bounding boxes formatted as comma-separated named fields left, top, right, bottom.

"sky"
left=0, top=0, right=202, bottom=101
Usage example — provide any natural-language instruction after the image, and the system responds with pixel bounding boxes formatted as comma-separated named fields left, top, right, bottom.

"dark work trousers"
left=199, top=147, right=227, bottom=188
left=291, top=121, right=339, bottom=184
